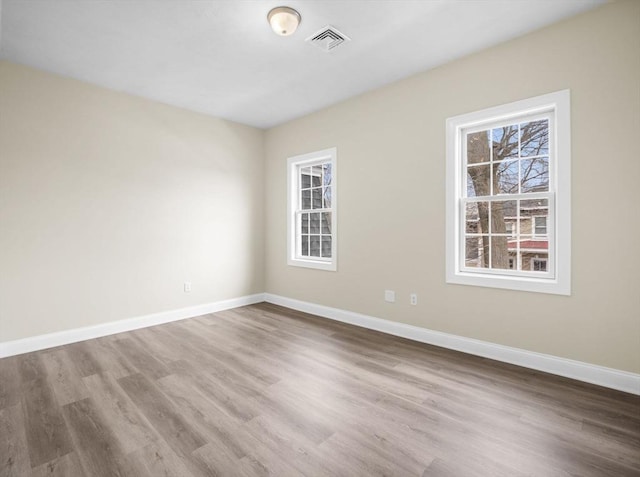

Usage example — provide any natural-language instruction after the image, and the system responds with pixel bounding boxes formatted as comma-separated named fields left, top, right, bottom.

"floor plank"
left=41, top=349, right=89, bottom=406
left=16, top=353, right=47, bottom=383
left=63, top=342, right=102, bottom=378
left=30, top=452, right=85, bottom=477
left=82, top=373, right=157, bottom=454
left=124, top=440, right=193, bottom=477
left=0, top=404, right=31, bottom=476
left=112, top=338, right=171, bottom=380
left=62, top=398, right=129, bottom=477
left=0, top=357, right=20, bottom=410
left=117, top=373, right=206, bottom=460
left=19, top=377, right=73, bottom=468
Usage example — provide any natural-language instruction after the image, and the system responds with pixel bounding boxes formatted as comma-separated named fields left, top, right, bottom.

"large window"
left=446, top=91, right=571, bottom=295
left=287, top=148, right=337, bottom=271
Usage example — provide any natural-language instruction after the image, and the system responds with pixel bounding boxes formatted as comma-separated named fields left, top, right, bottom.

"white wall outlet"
left=410, top=293, right=418, bottom=306
left=184, top=281, right=192, bottom=293
left=384, top=290, right=395, bottom=303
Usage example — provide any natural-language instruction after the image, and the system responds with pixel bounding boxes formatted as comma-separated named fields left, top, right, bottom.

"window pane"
left=465, top=236, right=489, bottom=268
left=323, top=186, right=332, bottom=208
left=310, top=213, right=320, bottom=233
left=311, top=165, right=322, bottom=187
left=310, top=235, right=320, bottom=257
left=301, top=189, right=311, bottom=209
left=491, top=200, right=517, bottom=234
left=321, top=212, right=331, bottom=234
left=301, top=167, right=311, bottom=189
left=301, top=213, right=309, bottom=234
left=494, top=160, right=519, bottom=194
left=467, top=130, right=490, bottom=164
left=465, top=237, right=479, bottom=260
left=465, top=201, right=483, bottom=234
left=518, top=237, right=548, bottom=272
left=321, top=236, right=332, bottom=258
left=520, top=198, right=548, bottom=231
left=521, top=157, right=549, bottom=193
left=301, top=235, right=309, bottom=256
left=492, top=125, right=518, bottom=161
left=520, top=119, right=549, bottom=157
left=312, top=188, right=323, bottom=209
left=323, top=163, right=332, bottom=186
left=466, top=164, right=490, bottom=197
left=491, top=236, right=510, bottom=269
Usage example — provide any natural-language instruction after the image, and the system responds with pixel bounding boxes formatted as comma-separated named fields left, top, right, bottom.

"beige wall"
left=0, top=61, right=264, bottom=342
left=265, top=1, right=640, bottom=373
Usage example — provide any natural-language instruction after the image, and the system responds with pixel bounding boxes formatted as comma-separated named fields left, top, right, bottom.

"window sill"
left=447, top=271, right=570, bottom=295
left=287, top=258, right=337, bottom=272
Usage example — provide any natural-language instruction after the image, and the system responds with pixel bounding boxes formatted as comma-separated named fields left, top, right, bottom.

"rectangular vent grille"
left=306, top=26, right=350, bottom=52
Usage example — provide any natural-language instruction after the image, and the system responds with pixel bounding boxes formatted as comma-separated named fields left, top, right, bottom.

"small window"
left=534, top=216, right=547, bottom=236
left=505, top=222, right=515, bottom=238
left=446, top=90, right=571, bottom=295
left=532, top=258, right=548, bottom=272
left=287, top=148, right=337, bottom=271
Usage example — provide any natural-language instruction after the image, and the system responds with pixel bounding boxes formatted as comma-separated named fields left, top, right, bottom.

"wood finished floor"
left=1, top=303, right=639, bottom=477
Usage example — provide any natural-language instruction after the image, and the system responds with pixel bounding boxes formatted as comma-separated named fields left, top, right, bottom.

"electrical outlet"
left=410, top=293, right=418, bottom=306
left=184, top=281, right=192, bottom=293
left=384, top=290, right=395, bottom=303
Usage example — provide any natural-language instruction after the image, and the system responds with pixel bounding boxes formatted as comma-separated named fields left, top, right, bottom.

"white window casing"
left=287, top=147, right=337, bottom=271
left=446, top=90, right=571, bottom=295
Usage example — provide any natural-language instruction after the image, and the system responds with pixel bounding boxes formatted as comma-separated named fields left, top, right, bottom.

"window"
left=505, top=222, right=515, bottom=238
left=446, top=90, right=571, bottom=295
left=532, top=258, right=548, bottom=272
left=534, top=216, right=547, bottom=236
left=287, top=148, right=337, bottom=271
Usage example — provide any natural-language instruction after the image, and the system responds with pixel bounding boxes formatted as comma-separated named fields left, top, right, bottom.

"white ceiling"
left=0, top=0, right=604, bottom=129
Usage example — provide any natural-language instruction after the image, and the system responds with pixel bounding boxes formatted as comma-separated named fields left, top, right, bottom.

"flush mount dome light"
left=268, top=6, right=301, bottom=36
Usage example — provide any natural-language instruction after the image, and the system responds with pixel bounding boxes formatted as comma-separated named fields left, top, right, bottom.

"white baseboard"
left=3, top=292, right=637, bottom=395
left=264, top=293, right=640, bottom=395
left=0, top=293, right=266, bottom=358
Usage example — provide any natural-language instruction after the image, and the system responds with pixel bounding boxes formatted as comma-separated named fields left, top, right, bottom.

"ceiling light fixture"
left=267, top=6, right=301, bottom=36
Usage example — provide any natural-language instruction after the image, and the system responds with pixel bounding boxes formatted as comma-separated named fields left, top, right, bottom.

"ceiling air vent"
left=306, top=26, right=350, bottom=52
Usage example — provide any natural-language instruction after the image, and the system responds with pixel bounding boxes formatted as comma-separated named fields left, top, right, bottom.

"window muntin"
left=287, top=148, right=337, bottom=271
left=446, top=90, right=571, bottom=295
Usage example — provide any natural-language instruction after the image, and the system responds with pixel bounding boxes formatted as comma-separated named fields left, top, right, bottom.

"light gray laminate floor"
left=1, top=302, right=639, bottom=476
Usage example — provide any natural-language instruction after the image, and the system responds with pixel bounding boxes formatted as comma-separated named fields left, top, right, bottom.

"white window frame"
left=287, top=147, right=337, bottom=271
left=446, top=90, right=571, bottom=295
